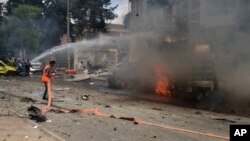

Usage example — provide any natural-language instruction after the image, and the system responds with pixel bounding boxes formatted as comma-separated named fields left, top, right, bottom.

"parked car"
left=30, top=61, right=42, bottom=72
left=0, top=56, right=15, bottom=67
left=0, top=60, right=17, bottom=75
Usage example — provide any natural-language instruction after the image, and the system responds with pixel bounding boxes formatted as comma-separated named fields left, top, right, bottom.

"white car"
left=30, top=62, right=42, bottom=72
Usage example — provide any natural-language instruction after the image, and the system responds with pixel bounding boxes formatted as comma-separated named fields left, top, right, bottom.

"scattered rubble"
left=195, top=111, right=202, bottom=115
left=151, top=136, right=157, bottom=138
left=53, top=87, right=71, bottom=91
left=152, top=107, right=162, bottom=111
left=81, top=95, right=89, bottom=101
left=210, top=116, right=236, bottom=123
left=105, top=105, right=111, bottom=108
left=33, top=125, right=38, bottom=128
left=20, top=97, right=36, bottom=103
left=46, top=120, right=52, bottom=123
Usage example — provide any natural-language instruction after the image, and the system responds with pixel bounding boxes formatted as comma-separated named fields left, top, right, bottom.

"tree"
left=34, top=0, right=68, bottom=47
left=6, top=0, right=44, bottom=15
left=2, top=4, right=44, bottom=57
left=0, top=0, right=119, bottom=56
left=0, top=25, right=8, bottom=54
left=71, top=0, right=118, bottom=38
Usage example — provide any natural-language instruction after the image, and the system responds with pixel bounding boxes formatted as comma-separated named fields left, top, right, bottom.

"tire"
left=7, top=71, right=17, bottom=76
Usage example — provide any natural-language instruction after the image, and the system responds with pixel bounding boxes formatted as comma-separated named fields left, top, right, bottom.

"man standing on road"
left=25, top=59, right=31, bottom=76
left=41, top=60, right=56, bottom=113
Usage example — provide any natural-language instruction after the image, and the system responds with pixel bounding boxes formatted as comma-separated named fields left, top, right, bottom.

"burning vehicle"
left=108, top=43, right=216, bottom=101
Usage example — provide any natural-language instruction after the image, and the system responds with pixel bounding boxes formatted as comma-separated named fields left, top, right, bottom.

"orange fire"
left=154, top=63, right=170, bottom=96
left=155, top=77, right=170, bottom=95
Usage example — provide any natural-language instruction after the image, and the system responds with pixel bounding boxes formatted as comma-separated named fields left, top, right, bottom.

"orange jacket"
left=41, top=64, right=51, bottom=82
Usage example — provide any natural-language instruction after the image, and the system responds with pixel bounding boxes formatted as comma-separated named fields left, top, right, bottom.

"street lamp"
left=67, top=0, right=70, bottom=69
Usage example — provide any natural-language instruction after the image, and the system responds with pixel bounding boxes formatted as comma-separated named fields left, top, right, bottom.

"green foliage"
left=71, top=0, right=118, bottom=38
left=6, top=0, right=44, bottom=15
left=42, top=0, right=68, bottom=44
left=13, top=4, right=42, bottom=19
left=0, top=0, right=118, bottom=55
left=0, top=25, right=8, bottom=54
left=1, top=4, right=44, bottom=55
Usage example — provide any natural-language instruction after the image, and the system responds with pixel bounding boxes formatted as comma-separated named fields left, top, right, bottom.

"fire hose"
left=38, top=79, right=229, bottom=140
left=49, top=106, right=229, bottom=140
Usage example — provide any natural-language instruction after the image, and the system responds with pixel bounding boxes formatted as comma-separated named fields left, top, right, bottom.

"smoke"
left=118, top=0, right=250, bottom=103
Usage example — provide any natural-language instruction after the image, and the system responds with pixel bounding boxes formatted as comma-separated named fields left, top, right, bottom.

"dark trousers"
left=43, top=82, right=48, bottom=99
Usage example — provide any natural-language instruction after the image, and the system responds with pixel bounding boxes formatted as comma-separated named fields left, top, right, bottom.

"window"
left=0, top=62, right=5, bottom=67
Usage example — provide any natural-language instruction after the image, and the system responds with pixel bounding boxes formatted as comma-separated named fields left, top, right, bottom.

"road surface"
left=0, top=76, right=249, bottom=141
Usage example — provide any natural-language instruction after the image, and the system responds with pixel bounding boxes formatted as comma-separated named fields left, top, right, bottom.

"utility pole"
left=67, top=0, right=70, bottom=69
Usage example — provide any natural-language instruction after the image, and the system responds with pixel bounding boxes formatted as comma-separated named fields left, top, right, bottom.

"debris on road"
left=27, top=105, right=47, bottom=122
left=46, top=120, right=52, bottom=123
left=152, top=107, right=162, bottom=111
left=210, top=116, right=236, bottom=123
left=33, top=125, right=38, bottom=128
left=105, top=105, right=111, bottom=108
left=53, top=87, right=71, bottom=91
left=195, top=111, right=202, bottom=115
left=151, top=136, right=157, bottom=138
left=81, top=95, right=89, bottom=101
left=20, top=97, right=36, bottom=103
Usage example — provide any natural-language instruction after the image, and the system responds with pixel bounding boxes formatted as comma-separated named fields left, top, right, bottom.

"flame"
left=155, top=77, right=170, bottom=95
left=154, top=63, right=170, bottom=96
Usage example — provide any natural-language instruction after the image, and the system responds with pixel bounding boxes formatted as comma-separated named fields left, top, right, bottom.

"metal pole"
left=67, top=0, right=70, bottom=69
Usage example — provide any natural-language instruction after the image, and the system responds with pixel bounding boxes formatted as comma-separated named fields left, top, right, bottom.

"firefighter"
left=41, top=60, right=56, bottom=113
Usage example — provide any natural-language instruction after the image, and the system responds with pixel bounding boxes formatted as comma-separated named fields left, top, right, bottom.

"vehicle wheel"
left=7, top=71, right=16, bottom=76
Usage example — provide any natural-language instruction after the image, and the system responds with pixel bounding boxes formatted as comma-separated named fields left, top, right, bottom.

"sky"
left=0, top=0, right=128, bottom=24
left=111, top=0, right=129, bottom=24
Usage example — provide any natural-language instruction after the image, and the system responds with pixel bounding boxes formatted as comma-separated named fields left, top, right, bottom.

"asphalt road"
left=0, top=76, right=250, bottom=141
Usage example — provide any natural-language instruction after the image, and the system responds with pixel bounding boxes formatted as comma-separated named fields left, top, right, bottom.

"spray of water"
left=31, top=36, right=121, bottom=63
